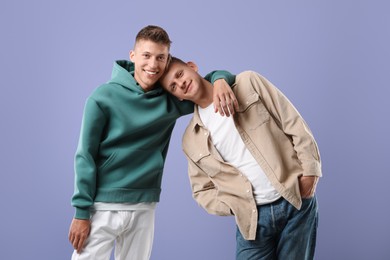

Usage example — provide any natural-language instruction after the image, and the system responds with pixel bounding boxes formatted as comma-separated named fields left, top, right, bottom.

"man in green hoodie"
left=68, top=25, right=237, bottom=260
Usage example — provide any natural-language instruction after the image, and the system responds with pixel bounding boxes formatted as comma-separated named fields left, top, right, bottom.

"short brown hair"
left=169, top=56, right=185, bottom=65
left=164, top=56, right=185, bottom=73
left=135, top=25, right=172, bottom=50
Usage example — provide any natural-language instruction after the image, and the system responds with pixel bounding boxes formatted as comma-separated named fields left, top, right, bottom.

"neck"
left=197, top=80, right=214, bottom=108
left=140, top=85, right=155, bottom=92
left=133, top=72, right=155, bottom=92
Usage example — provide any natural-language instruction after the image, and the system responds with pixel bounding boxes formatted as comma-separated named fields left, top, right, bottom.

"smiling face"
left=129, top=39, right=170, bottom=91
left=159, top=59, right=206, bottom=102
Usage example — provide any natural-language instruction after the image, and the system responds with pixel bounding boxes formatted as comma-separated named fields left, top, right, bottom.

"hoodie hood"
left=108, top=60, right=163, bottom=96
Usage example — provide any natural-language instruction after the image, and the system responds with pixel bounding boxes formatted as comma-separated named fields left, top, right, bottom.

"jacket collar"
left=189, top=105, right=204, bottom=132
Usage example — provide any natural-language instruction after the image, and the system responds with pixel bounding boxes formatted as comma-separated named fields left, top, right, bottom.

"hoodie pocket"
left=98, top=152, right=117, bottom=170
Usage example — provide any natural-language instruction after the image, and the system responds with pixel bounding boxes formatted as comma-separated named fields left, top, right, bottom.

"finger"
left=214, top=100, right=225, bottom=116
left=72, top=236, right=80, bottom=252
left=69, top=232, right=78, bottom=249
left=220, top=93, right=230, bottom=116
left=230, top=94, right=239, bottom=111
left=214, top=101, right=225, bottom=116
left=221, top=100, right=230, bottom=117
left=213, top=96, right=219, bottom=111
left=76, top=237, right=85, bottom=254
left=226, top=99, right=235, bottom=116
left=68, top=232, right=73, bottom=243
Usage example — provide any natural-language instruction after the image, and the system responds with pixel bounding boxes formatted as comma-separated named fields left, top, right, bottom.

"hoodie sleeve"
left=71, top=97, right=107, bottom=219
left=205, top=70, right=236, bottom=86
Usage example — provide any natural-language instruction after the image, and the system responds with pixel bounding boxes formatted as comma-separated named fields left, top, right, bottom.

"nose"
left=149, top=58, right=158, bottom=69
left=179, top=79, right=186, bottom=89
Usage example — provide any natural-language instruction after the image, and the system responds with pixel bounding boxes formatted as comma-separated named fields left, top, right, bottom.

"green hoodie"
left=71, top=60, right=235, bottom=219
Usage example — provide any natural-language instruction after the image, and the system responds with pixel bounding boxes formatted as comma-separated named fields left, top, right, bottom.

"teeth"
left=145, top=70, right=158, bottom=75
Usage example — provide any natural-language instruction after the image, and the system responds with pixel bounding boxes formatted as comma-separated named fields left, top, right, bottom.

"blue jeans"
left=236, top=196, right=318, bottom=260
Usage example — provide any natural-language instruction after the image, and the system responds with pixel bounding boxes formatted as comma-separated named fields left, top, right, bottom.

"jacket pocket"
left=190, top=152, right=221, bottom=177
left=238, top=92, right=270, bottom=129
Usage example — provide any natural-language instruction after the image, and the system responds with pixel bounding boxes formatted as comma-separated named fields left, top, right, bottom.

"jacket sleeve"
left=248, top=71, right=321, bottom=177
left=71, top=97, right=107, bottom=219
left=186, top=155, right=233, bottom=216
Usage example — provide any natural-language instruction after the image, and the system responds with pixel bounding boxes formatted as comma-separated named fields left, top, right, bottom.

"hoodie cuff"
left=75, top=207, right=91, bottom=220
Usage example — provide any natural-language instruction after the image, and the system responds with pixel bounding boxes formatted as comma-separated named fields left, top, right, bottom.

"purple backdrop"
left=1, top=1, right=389, bottom=259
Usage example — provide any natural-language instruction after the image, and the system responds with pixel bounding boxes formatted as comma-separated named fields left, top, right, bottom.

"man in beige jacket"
left=159, top=57, right=322, bottom=260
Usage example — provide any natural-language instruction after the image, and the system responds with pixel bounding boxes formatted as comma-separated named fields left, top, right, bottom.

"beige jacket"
left=182, top=71, right=322, bottom=240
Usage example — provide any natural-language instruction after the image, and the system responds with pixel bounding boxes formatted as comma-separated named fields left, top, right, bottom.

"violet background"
left=1, top=1, right=389, bottom=259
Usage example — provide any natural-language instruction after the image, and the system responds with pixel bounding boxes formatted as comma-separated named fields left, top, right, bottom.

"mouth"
left=184, top=80, right=192, bottom=94
left=144, top=69, right=159, bottom=76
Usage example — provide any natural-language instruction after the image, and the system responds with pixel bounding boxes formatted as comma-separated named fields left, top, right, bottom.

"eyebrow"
left=141, top=51, right=167, bottom=57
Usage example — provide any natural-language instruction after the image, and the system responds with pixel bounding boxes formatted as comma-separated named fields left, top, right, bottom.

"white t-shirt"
left=91, top=202, right=156, bottom=211
left=199, top=104, right=280, bottom=205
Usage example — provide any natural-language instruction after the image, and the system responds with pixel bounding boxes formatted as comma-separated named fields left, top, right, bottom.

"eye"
left=170, top=83, right=176, bottom=92
left=176, top=70, right=183, bottom=78
left=158, top=56, right=166, bottom=62
left=143, top=53, right=150, bottom=58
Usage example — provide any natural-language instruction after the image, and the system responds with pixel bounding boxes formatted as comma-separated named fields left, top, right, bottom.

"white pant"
left=72, top=209, right=155, bottom=260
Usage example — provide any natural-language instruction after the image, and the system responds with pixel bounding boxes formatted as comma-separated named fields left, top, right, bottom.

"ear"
left=186, top=61, right=199, bottom=72
left=129, top=50, right=135, bottom=62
